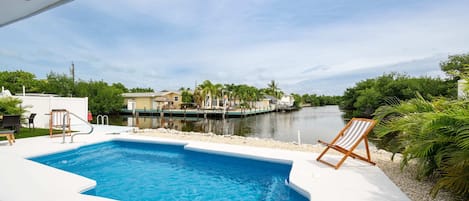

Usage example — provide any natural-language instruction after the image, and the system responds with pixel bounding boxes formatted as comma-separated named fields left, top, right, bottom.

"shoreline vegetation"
left=0, top=71, right=342, bottom=115
left=134, top=128, right=457, bottom=201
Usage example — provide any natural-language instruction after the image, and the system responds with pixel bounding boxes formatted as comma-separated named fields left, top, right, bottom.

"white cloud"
left=1, top=0, right=468, bottom=93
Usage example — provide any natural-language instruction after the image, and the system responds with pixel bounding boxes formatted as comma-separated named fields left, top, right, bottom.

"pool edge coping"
left=1, top=131, right=411, bottom=201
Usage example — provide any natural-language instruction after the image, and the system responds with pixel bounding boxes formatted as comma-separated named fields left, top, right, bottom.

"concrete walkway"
left=0, top=125, right=410, bottom=201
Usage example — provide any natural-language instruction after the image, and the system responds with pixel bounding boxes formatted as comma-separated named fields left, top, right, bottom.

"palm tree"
left=267, top=80, right=281, bottom=98
left=193, top=88, right=203, bottom=108
left=179, top=87, right=193, bottom=104
left=373, top=95, right=469, bottom=198
left=246, top=86, right=261, bottom=109
left=213, top=83, right=223, bottom=109
left=235, top=85, right=244, bottom=108
left=198, top=80, right=214, bottom=109
left=224, top=83, right=236, bottom=107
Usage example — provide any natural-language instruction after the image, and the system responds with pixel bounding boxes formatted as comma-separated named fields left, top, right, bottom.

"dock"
left=121, top=108, right=276, bottom=118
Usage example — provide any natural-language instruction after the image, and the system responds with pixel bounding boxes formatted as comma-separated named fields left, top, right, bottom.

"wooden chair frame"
left=49, top=109, right=71, bottom=137
left=316, top=118, right=377, bottom=169
left=0, top=130, right=15, bottom=145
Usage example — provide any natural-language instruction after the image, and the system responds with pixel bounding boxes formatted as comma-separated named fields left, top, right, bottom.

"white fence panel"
left=15, top=96, right=88, bottom=129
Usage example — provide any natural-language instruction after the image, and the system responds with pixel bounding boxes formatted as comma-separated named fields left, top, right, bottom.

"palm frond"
left=455, top=126, right=469, bottom=149
left=373, top=96, right=469, bottom=198
left=431, top=153, right=469, bottom=198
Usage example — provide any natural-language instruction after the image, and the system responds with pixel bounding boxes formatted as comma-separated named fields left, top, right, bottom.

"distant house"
left=122, top=91, right=182, bottom=111
left=255, top=98, right=273, bottom=110
left=263, top=95, right=278, bottom=105
left=278, top=95, right=295, bottom=107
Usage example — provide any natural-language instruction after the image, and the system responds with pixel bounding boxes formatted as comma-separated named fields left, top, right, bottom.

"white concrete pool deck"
left=0, top=125, right=410, bottom=201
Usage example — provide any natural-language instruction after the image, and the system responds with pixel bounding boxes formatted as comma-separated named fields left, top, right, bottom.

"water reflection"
left=118, top=105, right=346, bottom=144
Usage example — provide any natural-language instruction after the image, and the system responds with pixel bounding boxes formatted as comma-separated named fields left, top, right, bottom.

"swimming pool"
left=31, top=140, right=308, bottom=201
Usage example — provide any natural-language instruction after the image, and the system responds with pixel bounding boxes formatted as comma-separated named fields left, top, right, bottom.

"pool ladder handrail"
left=61, top=111, right=94, bottom=143
left=96, top=114, right=109, bottom=125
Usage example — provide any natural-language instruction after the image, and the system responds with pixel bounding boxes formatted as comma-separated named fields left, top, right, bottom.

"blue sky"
left=1, top=0, right=469, bottom=95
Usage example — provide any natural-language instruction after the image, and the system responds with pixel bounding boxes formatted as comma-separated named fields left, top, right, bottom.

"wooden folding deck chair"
left=316, top=118, right=377, bottom=169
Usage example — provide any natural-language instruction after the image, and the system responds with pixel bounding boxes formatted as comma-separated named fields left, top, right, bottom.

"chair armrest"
left=0, top=130, right=15, bottom=134
left=317, top=140, right=330, bottom=146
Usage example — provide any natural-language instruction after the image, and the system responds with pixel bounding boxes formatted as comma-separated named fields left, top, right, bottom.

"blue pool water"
left=31, top=140, right=308, bottom=201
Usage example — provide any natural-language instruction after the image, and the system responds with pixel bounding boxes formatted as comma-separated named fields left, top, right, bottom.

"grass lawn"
left=0, top=127, right=64, bottom=141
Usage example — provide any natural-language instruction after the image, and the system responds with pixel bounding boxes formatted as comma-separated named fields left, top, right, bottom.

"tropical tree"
left=268, top=80, right=279, bottom=95
left=354, top=88, right=381, bottom=117
left=179, top=87, right=193, bottom=103
left=192, top=87, right=203, bottom=108
left=373, top=96, right=469, bottom=198
left=230, top=85, right=260, bottom=109
left=290, top=93, right=303, bottom=108
left=240, top=85, right=248, bottom=108
left=246, top=85, right=261, bottom=109
left=42, top=72, right=75, bottom=96
left=265, top=80, right=283, bottom=98
left=0, top=97, right=25, bottom=115
left=0, top=70, right=39, bottom=94
left=224, top=83, right=236, bottom=107
left=74, top=80, right=124, bottom=114
left=300, top=94, right=342, bottom=106
left=196, top=80, right=215, bottom=108
left=340, top=73, right=456, bottom=118
left=440, top=53, right=469, bottom=80
left=129, top=87, right=154, bottom=92
left=85, top=81, right=124, bottom=114
left=112, top=83, right=129, bottom=93
left=231, top=84, right=242, bottom=107
left=214, top=83, right=224, bottom=108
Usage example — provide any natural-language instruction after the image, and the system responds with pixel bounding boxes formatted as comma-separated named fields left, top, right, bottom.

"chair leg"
left=6, top=135, right=13, bottom=145
left=318, top=158, right=340, bottom=169
left=317, top=146, right=376, bottom=169
left=316, top=145, right=330, bottom=161
left=335, top=150, right=354, bottom=169
left=348, top=152, right=375, bottom=164
left=316, top=146, right=345, bottom=169
left=364, top=137, right=372, bottom=161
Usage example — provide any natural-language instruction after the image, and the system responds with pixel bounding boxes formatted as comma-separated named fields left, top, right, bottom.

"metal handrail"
left=60, top=111, right=94, bottom=143
left=96, top=114, right=109, bottom=125
left=61, top=113, right=68, bottom=144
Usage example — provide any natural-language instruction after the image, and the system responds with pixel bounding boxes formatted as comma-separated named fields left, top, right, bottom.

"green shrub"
left=373, top=96, right=469, bottom=198
left=0, top=97, right=25, bottom=115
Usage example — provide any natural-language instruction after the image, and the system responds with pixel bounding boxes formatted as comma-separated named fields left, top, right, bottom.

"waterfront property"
left=122, top=91, right=275, bottom=113
left=121, top=91, right=291, bottom=119
left=123, top=91, right=182, bottom=111
left=121, top=90, right=277, bottom=118
left=122, top=107, right=275, bottom=119
left=0, top=124, right=410, bottom=201
left=121, top=106, right=346, bottom=145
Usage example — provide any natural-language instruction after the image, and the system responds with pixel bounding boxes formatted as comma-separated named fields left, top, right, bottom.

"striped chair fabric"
left=335, top=120, right=373, bottom=150
left=316, top=118, right=377, bottom=169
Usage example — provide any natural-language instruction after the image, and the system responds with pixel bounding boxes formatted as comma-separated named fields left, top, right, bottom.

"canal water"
left=111, top=105, right=346, bottom=145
